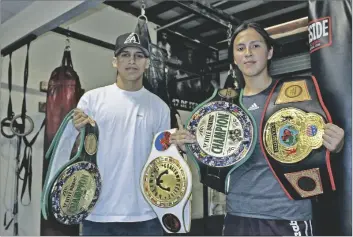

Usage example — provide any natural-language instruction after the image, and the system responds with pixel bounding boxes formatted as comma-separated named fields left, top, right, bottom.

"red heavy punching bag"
left=308, top=0, right=352, bottom=235
left=41, top=48, right=83, bottom=235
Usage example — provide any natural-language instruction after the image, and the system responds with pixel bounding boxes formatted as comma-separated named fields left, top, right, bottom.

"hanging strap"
left=1, top=53, right=16, bottom=138
left=13, top=42, right=44, bottom=206
left=4, top=134, right=22, bottom=233
left=19, top=120, right=45, bottom=205
left=3, top=135, right=19, bottom=232
left=4, top=213, right=14, bottom=230
left=14, top=43, right=30, bottom=205
left=10, top=43, right=34, bottom=138
left=7, top=54, right=14, bottom=120
left=61, top=50, right=74, bottom=68
left=20, top=44, right=30, bottom=128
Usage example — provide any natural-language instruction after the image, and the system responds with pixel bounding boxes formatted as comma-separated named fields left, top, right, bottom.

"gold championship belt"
left=41, top=110, right=102, bottom=224
left=185, top=87, right=257, bottom=194
left=260, top=76, right=336, bottom=200
left=140, top=129, right=192, bottom=234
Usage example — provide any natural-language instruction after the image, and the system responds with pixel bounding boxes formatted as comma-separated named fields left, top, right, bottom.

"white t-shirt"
left=76, top=83, right=171, bottom=222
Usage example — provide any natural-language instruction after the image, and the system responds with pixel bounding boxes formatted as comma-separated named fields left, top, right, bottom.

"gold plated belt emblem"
left=263, top=107, right=325, bottom=164
left=142, top=156, right=188, bottom=208
left=58, top=168, right=97, bottom=215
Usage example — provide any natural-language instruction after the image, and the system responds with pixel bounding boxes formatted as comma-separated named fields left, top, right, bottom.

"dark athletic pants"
left=223, top=214, right=314, bottom=236
left=82, top=218, right=163, bottom=236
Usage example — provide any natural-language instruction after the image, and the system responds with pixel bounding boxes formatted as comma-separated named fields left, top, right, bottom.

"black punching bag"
left=308, top=0, right=352, bottom=235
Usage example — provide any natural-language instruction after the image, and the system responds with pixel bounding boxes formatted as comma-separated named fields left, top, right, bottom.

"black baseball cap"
left=114, top=32, right=150, bottom=57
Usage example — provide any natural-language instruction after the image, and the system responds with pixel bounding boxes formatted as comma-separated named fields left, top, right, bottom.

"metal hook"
left=137, top=15, right=148, bottom=23
left=65, top=40, right=71, bottom=51
left=138, top=0, right=148, bottom=23
left=227, top=22, right=232, bottom=46
left=140, top=0, right=146, bottom=16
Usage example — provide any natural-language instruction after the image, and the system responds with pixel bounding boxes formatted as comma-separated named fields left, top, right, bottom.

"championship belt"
left=41, top=109, right=102, bottom=224
left=260, top=76, right=336, bottom=200
left=140, top=129, right=192, bottom=234
left=185, top=87, right=257, bottom=193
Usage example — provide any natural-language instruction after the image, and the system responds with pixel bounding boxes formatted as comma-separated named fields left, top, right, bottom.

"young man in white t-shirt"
left=73, top=32, right=171, bottom=235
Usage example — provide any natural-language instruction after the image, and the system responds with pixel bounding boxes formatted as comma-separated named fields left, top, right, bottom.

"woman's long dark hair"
left=228, top=22, right=276, bottom=88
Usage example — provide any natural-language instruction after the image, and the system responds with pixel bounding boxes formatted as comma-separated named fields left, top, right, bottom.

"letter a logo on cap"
left=124, top=33, right=140, bottom=45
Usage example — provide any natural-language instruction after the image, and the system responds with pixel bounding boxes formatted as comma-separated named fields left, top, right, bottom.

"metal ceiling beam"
left=172, top=0, right=228, bottom=28
left=215, top=30, right=308, bottom=50
left=157, top=0, right=230, bottom=31
left=213, top=0, right=229, bottom=6
left=175, top=21, right=222, bottom=39
left=164, top=28, right=218, bottom=51
left=216, top=16, right=309, bottom=45
left=51, top=27, right=115, bottom=51
left=261, top=10, right=308, bottom=28
left=105, top=1, right=140, bottom=16
left=266, top=17, right=308, bottom=36
left=204, top=34, right=230, bottom=47
left=144, top=1, right=178, bottom=18
left=192, top=1, right=241, bottom=25
left=104, top=0, right=173, bottom=33
left=245, top=2, right=308, bottom=23
left=223, top=0, right=273, bottom=15
left=271, top=26, right=308, bottom=39
left=156, top=14, right=194, bottom=31
left=104, top=1, right=217, bottom=50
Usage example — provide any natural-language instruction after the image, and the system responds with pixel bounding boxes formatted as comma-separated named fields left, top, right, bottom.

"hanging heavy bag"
left=134, top=18, right=170, bottom=107
left=134, top=17, right=179, bottom=128
left=43, top=49, right=83, bottom=172
left=308, top=0, right=352, bottom=235
left=41, top=48, right=83, bottom=236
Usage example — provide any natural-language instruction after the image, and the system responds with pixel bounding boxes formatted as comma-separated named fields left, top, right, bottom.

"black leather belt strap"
left=260, top=76, right=335, bottom=200
left=198, top=164, right=232, bottom=193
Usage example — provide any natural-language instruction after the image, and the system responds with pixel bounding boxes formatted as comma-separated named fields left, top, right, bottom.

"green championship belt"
left=141, top=129, right=192, bottom=233
left=185, top=87, right=257, bottom=193
left=260, top=76, right=336, bottom=200
left=41, top=109, right=102, bottom=224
